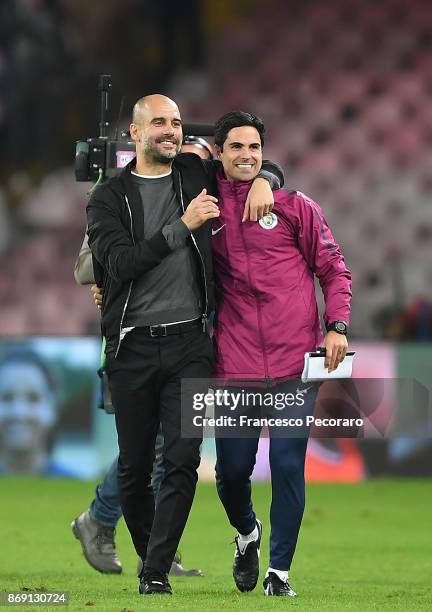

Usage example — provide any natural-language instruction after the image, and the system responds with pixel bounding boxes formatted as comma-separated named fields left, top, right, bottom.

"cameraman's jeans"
left=215, top=381, right=318, bottom=571
left=90, top=429, right=165, bottom=528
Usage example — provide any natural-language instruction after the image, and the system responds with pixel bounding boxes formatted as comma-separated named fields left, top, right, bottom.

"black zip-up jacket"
left=86, top=153, right=284, bottom=355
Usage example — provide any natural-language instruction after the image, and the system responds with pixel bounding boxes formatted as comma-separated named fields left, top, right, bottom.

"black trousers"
left=106, top=326, right=213, bottom=574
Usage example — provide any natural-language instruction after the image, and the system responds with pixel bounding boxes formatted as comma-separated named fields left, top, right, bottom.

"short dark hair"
left=214, top=111, right=265, bottom=149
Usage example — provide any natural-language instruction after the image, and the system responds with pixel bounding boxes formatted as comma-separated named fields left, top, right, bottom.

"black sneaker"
left=263, top=572, right=297, bottom=597
left=232, top=519, right=262, bottom=592
left=139, top=569, right=172, bottom=595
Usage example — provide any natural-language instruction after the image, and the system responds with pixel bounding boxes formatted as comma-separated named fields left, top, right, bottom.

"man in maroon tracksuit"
left=211, top=111, right=352, bottom=597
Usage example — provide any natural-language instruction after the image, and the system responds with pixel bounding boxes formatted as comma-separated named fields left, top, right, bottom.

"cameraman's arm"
left=74, top=232, right=96, bottom=286
left=74, top=231, right=103, bottom=311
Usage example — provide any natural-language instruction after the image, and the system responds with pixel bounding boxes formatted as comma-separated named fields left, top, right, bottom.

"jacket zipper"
left=178, top=175, right=208, bottom=327
left=114, top=195, right=135, bottom=358
left=236, top=185, right=270, bottom=381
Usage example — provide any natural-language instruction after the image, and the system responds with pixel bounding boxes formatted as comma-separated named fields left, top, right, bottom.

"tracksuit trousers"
left=215, top=381, right=317, bottom=570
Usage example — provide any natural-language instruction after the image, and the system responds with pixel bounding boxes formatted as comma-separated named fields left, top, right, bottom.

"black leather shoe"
left=263, top=572, right=297, bottom=597
left=139, top=570, right=172, bottom=595
left=232, top=519, right=262, bottom=592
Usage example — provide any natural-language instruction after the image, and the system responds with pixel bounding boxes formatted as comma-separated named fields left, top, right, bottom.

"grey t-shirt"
left=123, top=172, right=202, bottom=327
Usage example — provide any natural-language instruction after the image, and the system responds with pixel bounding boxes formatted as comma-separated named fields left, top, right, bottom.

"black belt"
left=137, top=317, right=205, bottom=338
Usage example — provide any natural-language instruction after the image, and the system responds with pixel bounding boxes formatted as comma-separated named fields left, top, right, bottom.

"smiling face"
left=216, top=126, right=263, bottom=182
left=0, top=361, right=56, bottom=474
left=130, top=95, right=183, bottom=168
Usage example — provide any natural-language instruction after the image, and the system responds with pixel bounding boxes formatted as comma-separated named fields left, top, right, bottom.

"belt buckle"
left=149, top=325, right=167, bottom=337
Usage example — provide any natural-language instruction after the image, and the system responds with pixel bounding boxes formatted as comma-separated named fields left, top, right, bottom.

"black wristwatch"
left=327, top=320, right=348, bottom=335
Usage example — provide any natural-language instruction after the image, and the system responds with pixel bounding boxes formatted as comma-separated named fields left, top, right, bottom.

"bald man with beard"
left=86, top=95, right=283, bottom=596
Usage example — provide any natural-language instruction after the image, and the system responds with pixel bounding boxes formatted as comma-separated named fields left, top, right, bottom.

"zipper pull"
left=202, top=315, right=208, bottom=333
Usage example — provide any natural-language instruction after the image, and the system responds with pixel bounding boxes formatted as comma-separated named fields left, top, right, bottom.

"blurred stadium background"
left=0, top=0, right=431, bottom=479
left=0, top=0, right=431, bottom=608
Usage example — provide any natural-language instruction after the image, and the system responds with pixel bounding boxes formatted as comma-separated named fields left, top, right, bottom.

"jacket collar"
left=114, top=157, right=178, bottom=192
left=110, top=158, right=183, bottom=241
left=216, top=168, right=253, bottom=200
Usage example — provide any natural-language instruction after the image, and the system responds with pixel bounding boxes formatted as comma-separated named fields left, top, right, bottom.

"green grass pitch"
left=1, top=478, right=431, bottom=611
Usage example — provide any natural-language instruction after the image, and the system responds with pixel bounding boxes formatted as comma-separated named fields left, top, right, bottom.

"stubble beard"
left=142, top=139, right=180, bottom=166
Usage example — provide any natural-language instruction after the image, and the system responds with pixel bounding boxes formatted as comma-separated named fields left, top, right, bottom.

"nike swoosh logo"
left=212, top=224, right=226, bottom=236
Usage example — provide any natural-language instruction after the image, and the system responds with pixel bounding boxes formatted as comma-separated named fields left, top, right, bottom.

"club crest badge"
left=259, top=212, right=278, bottom=230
